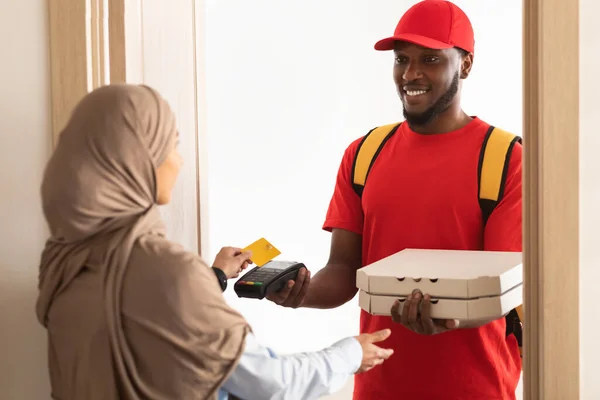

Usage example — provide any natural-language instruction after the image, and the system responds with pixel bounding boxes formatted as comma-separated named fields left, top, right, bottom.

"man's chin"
left=403, top=109, right=435, bottom=126
left=401, top=101, right=431, bottom=118
left=403, top=109, right=427, bottom=119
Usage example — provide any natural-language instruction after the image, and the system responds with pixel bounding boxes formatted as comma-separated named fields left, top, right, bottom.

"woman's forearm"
left=221, top=332, right=361, bottom=400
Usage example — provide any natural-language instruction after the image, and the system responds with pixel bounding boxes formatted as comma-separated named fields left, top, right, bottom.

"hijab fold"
left=37, top=84, right=249, bottom=400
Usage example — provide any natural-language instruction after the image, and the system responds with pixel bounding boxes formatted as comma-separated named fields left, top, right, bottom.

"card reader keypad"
left=237, top=268, right=280, bottom=285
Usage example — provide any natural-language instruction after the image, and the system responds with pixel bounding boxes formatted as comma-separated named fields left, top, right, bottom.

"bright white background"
left=202, top=1, right=523, bottom=397
left=3, top=0, right=600, bottom=399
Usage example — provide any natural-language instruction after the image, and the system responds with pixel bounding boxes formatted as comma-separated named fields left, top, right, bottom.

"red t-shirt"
left=323, top=117, right=522, bottom=400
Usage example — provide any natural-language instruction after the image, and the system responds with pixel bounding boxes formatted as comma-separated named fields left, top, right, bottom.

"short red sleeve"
left=483, top=142, right=523, bottom=251
left=322, top=139, right=364, bottom=235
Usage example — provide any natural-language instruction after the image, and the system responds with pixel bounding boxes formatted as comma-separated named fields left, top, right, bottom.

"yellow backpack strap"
left=352, top=123, right=401, bottom=197
left=478, top=126, right=524, bottom=356
left=515, top=304, right=524, bottom=322
left=477, top=126, right=522, bottom=224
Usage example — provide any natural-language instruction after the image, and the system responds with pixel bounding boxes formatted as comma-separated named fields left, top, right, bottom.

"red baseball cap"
left=374, top=0, right=475, bottom=53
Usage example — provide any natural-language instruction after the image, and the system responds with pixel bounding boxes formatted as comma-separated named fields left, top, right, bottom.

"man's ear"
left=460, top=52, right=474, bottom=79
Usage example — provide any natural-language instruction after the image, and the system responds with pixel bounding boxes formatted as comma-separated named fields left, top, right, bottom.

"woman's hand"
left=354, top=329, right=394, bottom=373
left=212, top=247, right=253, bottom=279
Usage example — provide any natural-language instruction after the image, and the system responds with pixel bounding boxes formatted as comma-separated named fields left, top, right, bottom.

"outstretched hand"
left=354, top=329, right=394, bottom=373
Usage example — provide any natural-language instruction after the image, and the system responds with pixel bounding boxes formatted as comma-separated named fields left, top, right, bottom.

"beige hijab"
left=36, top=84, right=249, bottom=399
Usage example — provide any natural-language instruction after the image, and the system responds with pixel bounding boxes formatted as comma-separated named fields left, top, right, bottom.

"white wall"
left=203, top=1, right=522, bottom=398
left=0, top=1, right=52, bottom=399
left=135, top=0, right=201, bottom=253
left=579, top=0, right=600, bottom=398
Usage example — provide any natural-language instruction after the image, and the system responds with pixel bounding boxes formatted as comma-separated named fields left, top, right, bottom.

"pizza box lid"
left=356, top=249, right=522, bottom=299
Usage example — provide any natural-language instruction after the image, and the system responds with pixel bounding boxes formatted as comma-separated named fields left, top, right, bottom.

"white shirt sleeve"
left=220, top=331, right=363, bottom=400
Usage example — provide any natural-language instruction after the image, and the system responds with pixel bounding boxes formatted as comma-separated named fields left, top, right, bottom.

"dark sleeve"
left=211, top=267, right=228, bottom=292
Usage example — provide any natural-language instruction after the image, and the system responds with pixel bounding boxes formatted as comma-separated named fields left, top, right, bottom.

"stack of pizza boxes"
left=356, top=249, right=523, bottom=325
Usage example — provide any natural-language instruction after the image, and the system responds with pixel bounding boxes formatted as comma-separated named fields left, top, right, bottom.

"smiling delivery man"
left=267, top=1, right=523, bottom=399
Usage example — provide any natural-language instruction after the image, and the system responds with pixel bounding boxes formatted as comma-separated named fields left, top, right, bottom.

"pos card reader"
left=234, top=260, right=306, bottom=299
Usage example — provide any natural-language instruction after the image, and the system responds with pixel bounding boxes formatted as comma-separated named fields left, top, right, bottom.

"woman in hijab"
left=36, top=84, right=393, bottom=400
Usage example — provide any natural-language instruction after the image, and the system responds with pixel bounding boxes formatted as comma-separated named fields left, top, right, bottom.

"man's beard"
left=403, top=71, right=460, bottom=128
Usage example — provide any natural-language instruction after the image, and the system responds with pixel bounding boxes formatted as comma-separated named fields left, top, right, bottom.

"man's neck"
left=409, top=108, right=472, bottom=135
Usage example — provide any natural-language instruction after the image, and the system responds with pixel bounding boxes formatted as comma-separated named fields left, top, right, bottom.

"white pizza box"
left=358, top=283, right=522, bottom=322
left=356, top=249, right=522, bottom=299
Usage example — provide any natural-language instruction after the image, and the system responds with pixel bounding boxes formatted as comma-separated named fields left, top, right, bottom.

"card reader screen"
left=263, top=261, right=295, bottom=270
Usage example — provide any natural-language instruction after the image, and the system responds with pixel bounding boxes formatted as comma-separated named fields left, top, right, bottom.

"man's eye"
left=424, top=56, right=439, bottom=63
left=395, top=56, right=408, bottom=64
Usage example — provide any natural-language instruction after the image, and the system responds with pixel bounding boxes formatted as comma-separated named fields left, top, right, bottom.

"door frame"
left=48, top=0, right=206, bottom=255
left=523, top=0, right=579, bottom=398
left=47, top=1, right=581, bottom=398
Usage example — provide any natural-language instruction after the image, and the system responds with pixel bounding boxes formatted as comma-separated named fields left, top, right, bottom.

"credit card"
left=241, top=237, right=281, bottom=267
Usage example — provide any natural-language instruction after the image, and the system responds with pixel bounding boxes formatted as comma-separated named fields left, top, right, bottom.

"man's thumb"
left=446, top=319, right=460, bottom=329
left=237, top=251, right=252, bottom=261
